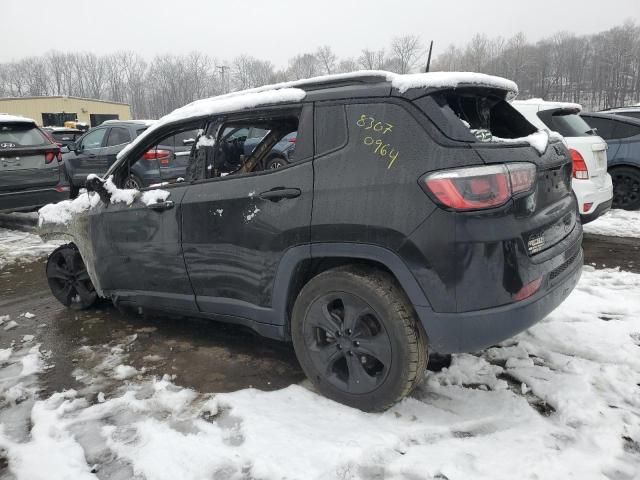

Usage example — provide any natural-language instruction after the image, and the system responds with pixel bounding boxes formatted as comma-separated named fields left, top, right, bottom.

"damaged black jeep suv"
left=42, top=72, right=583, bottom=411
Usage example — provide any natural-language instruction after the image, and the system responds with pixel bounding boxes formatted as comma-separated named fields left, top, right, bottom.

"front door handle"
left=259, top=187, right=301, bottom=202
left=146, top=200, right=175, bottom=211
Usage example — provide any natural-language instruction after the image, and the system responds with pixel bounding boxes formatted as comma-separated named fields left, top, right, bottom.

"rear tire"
left=124, top=174, right=143, bottom=190
left=291, top=266, right=428, bottom=412
left=611, top=166, right=640, bottom=210
left=265, top=156, right=288, bottom=170
left=46, top=244, right=97, bottom=310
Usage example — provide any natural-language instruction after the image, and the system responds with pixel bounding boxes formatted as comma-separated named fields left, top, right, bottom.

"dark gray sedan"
left=0, top=115, right=69, bottom=213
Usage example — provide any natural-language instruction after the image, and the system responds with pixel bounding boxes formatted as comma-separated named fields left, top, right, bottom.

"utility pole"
left=217, top=65, right=229, bottom=93
left=425, top=40, right=434, bottom=73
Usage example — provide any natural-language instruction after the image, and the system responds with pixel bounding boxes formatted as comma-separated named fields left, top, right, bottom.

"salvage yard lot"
left=0, top=211, right=639, bottom=480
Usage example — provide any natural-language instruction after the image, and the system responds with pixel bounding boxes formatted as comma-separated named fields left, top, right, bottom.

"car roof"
left=581, top=111, right=640, bottom=125
left=101, top=119, right=157, bottom=127
left=512, top=99, right=582, bottom=112
left=0, top=114, right=37, bottom=125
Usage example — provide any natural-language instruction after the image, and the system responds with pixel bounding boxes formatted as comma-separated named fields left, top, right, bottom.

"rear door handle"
left=259, top=187, right=301, bottom=201
left=146, top=200, right=175, bottom=211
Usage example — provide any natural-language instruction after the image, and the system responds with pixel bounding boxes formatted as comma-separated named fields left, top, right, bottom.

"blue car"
left=581, top=112, right=640, bottom=210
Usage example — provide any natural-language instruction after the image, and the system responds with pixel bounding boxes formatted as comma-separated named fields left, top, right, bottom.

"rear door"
left=0, top=122, right=59, bottom=192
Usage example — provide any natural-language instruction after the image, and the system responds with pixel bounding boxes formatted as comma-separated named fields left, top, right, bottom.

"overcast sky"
left=1, top=0, right=637, bottom=66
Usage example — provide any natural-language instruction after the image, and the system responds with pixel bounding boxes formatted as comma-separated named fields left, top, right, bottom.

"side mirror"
left=85, top=175, right=111, bottom=204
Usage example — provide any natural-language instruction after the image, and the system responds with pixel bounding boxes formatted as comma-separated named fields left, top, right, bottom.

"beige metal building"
left=0, top=96, right=131, bottom=127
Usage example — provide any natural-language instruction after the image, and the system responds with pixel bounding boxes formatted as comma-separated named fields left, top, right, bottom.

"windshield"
left=548, top=112, right=594, bottom=137
left=0, top=123, right=49, bottom=147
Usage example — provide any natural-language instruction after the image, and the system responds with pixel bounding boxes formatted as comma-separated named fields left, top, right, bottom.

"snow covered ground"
left=1, top=266, right=639, bottom=480
left=583, top=209, right=640, bottom=238
left=0, top=228, right=61, bottom=269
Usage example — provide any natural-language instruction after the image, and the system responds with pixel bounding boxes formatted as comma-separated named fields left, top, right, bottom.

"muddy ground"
left=0, top=233, right=637, bottom=399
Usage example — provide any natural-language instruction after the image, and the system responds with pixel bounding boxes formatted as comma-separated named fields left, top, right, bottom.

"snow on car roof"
left=513, top=98, right=582, bottom=112
left=0, top=114, right=36, bottom=124
left=117, top=70, right=519, bottom=161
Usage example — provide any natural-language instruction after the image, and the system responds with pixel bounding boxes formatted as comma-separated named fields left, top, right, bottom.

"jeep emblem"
left=0, top=142, right=16, bottom=148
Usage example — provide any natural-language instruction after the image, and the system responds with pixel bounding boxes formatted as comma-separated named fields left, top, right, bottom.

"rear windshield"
left=52, top=131, right=79, bottom=141
left=541, top=112, right=594, bottom=137
left=0, top=123, right=49, bottom=147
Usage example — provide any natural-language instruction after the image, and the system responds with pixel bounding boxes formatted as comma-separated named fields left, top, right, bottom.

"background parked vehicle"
left=63, top=120, right=197, bottom=196
left=0, top=114, right=68, bottom=212
left=580, top=112, right=640, bottom=210
left=599, top=106, right=640, bottom=121
left=513, top=100, right=613, bottom=223
left=42, top=127, right=83, bottom=148
left=41, top=72, right=583, bottom=411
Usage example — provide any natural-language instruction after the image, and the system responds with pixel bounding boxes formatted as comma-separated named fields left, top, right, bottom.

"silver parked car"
left=0, top=114, right=69, bottom=213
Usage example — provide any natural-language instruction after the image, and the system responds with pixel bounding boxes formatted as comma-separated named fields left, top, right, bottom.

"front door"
left=67, top=127, right=109, bottom=185
left=92, top=183, right=197, bottom=312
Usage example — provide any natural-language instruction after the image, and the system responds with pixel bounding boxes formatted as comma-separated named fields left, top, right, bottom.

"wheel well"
left=284, top=257, right=398, bottom=335
left=609, top=164, right=640, bottom=173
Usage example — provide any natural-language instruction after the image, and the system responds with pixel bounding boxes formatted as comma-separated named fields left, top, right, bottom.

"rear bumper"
left=0, top=186, right=69, bottom=213
left=415, top=236, right=583, bottom=354
left=581, top=198, right=612, bottom=224
left=572, top=174, right=613, bottom=215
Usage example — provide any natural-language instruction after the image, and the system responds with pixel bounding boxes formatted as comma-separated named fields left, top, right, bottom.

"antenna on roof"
left=425, top=40, right=434, bottom=73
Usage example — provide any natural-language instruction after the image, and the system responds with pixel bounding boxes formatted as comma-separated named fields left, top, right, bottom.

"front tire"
left=46, top=244, right=97, bottom=310
left=611, top=166, right=640, bottom=210
left=291, top=266, right=428, bottom=411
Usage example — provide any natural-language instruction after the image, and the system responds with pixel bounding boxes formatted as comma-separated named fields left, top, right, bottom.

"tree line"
left=1, top=21, right=638, bottom=120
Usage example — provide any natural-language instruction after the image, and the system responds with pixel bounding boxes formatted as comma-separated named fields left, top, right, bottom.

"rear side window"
left=106, top=127, right=131, bottom=146
left=581, top=116, right=615, bottom=140
left=540, top=111, right=594, bottom=137
left=0, top=123, right=49, bottom=147
left=315, top=104, right=348, bottom=156
left=612, top=121, right=640, bottom=139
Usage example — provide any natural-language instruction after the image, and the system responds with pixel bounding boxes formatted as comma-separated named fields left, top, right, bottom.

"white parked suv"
left=513, top=100, right=613, bottom=224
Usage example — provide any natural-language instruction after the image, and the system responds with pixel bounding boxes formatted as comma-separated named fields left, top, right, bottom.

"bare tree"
left=390, top=35, right=423, bottom=73
left=316, top=46, right=337, bottom=74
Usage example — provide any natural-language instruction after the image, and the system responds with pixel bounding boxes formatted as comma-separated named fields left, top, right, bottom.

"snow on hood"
left=116, top=70, right=518, bottom=162
left=0, top=114, right=36, bottom=124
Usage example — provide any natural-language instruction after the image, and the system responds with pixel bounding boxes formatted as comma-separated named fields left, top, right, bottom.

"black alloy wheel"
left=611, top=167, right=640, bottom=210
left=292, top=267, right=428, bottom=411
left=46, top=244, right=97, bottom=309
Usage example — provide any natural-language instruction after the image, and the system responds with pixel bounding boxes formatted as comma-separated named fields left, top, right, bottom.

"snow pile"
left=583, top=209, right=640, bottom=238
left=38, top=191, right=101, bottom=226
left=196, top=135, right=215, bottom=148
left=391, top=71, right=518, bottom=96
left=103, top=176, right=138, bottom=205
left=0, top=267, right=639, bottom=479
left=0, top=228, right=62, bottom=268
left=493, top=130, right=551, bottom=154
left=0, top=114, right=36, bottom=124
left=140, top=189, right=170, bottom=207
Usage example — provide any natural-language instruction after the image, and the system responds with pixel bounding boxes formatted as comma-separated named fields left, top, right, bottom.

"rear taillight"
left=422, top=163, right=536, bottom=211
left=570, top=149, right=589, bottom=179
left=143, top=149, right=172, bottom=166
left=44, top=150, right=62, bottom=164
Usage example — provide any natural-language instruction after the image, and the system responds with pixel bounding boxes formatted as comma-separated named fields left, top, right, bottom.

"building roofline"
left=0, top=95, right=130, bottom=106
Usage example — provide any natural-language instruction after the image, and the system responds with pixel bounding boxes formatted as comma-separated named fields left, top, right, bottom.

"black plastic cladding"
left=72, top=77, right=581, bottom=353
